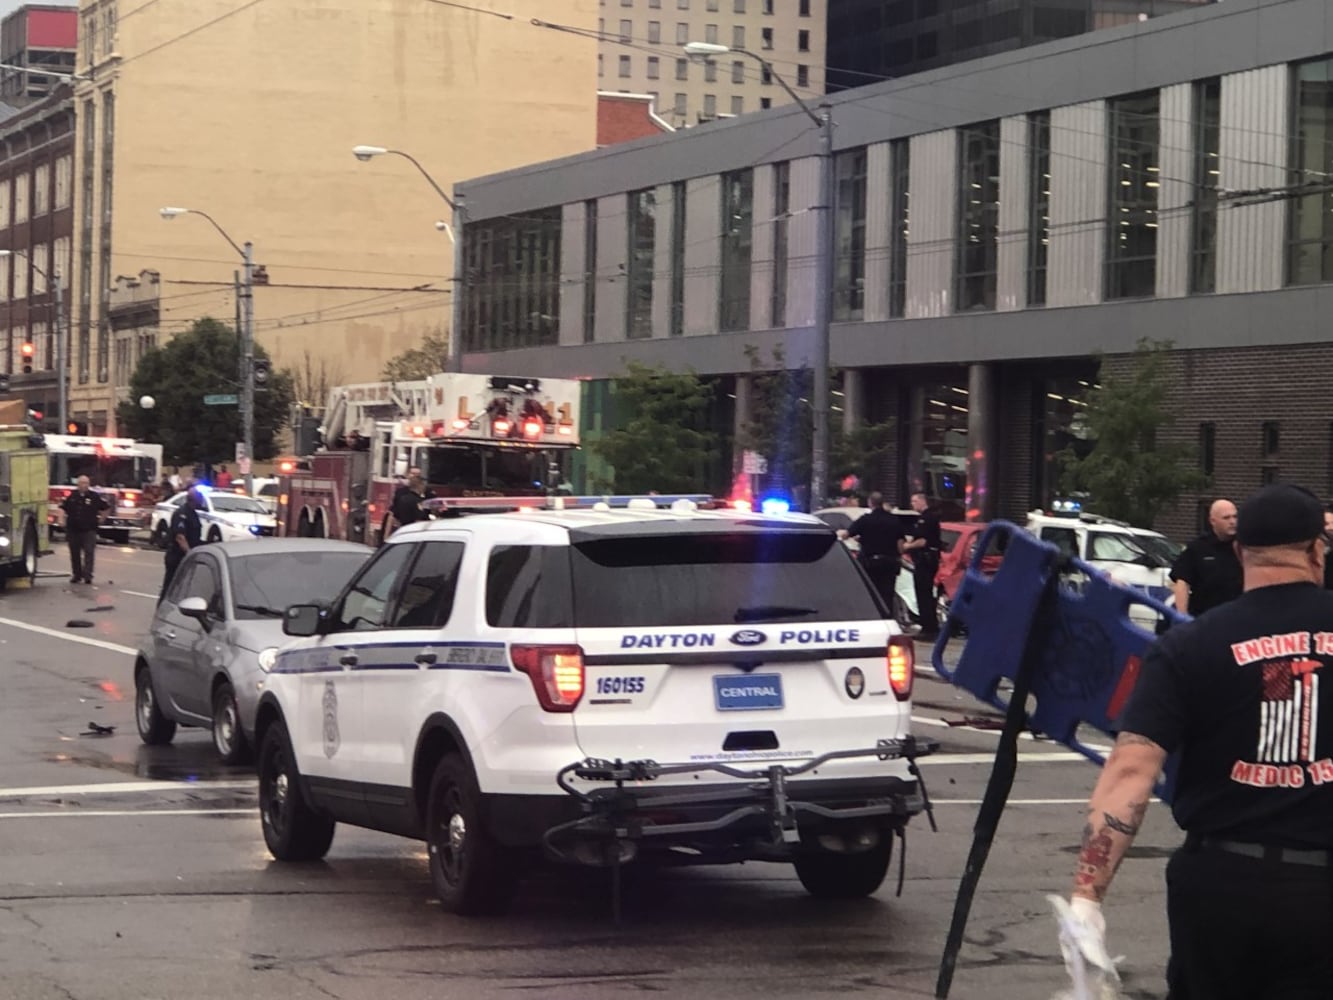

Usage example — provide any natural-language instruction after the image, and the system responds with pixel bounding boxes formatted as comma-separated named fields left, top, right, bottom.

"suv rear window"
left=569, top=531, right=881, bottom=628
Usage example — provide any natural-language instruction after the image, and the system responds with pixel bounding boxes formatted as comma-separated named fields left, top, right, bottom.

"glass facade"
left=1027, top=110, right=1051, bottom=306
left=718, top=168, right=753, bottom=332
left=1289, top=58, right=1333, bottom=286
left=626, top=189, right=656, bottom=339
left=583, top=199, right=598, bottom=343
left=833, top=147, right=867, bottom=321
left=1190, top=78, right=1221, bottom=293
left=889, top=138, right=910, bottom=319
left=957, top=120, right=1000, bottom=311
left=771, top=160, right=789, bottom=328
left=1106, top=90, right=1160, bottom=300
left=461, top=207, right=562, bottom=353
left=670, top=181, right=686, bottom=336
left=78, top=98, right=94, bottom=385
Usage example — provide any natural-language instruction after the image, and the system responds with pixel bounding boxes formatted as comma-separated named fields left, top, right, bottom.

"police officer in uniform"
left=1057, top=483, right=1333, bottom=1000
left=1170, top=497, right=1242, bottom=616
left=843, top=492, right=904, bottom=610
left=159, top=484, right=203, bottom=602
left=61, top=475, right=108, bottom=585
left=903, top=491, right=943, bottom=639
left=389, top=468, right=429, bottom=537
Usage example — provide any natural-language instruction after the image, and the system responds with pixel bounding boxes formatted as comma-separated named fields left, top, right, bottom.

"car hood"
left=210, top=510, right=276, bottom=528
left=229, top=618, right=288, bottom=653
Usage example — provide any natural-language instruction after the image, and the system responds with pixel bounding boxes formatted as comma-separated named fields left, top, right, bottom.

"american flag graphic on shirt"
left=1257, top=658, right=1321, bottom=763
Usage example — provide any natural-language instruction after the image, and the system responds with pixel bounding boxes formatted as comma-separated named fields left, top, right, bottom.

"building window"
left=13, top=254, right=26, bottom=300
left=1199, top=421, right=1215, bottom=475
left=719, top=168, right=754, bottom=332
left=798, top=29, right=810, bottom=51
left=1027, top=110, right=1051, bottom=307
left=732, top=25, right=744, bottom=48
left=647, top=19, right=660, bottom=41
left=598, top=54, right=604, bottom=77
left=98, top=91, right=115, bottom=383
left=763, top=0, right=773, bottom=12
left=761, top=63, right=772, bottom=85
left=670, top=181, right=686, bottom=336
left=705, top=22, right=717, bottom=42
left=626, top=189, right=656, bottom=339
left=33, top=164, right=49, bottom=217
left=731, top=60, right=744, bottom=84
left=14, top=172, right=28, bottom=224
left=54, top=154, right=72, bottom=211
left=707, top=0, right=717, bottom=8
left=796, top=64, right=809, bottom=88
left=799, top=0, right=810, bottom=14
left=619, top=17, right=631, bottom=39
left=676, top=21, right=688, bottom=43
left=833, top=147, right=868, bottom=321
left=31, top=243, right=47, bottom=296
left=461, top=209, right=563, bottom=353
left=734, top=0, right=745, bottom=11
left=583, top=200, right=598, bottom=343
left=647, top=56, right=660, bottom=79
left=705, top=60, right=717, bottom=83
left=618, top=55, right=631, bottom=77
left=957, top=120, right=1001, bottom=312
left=674, top=92, right=687, bottom=116
left=761, top=26, right=773, bottom=49
left=760, top=97, right=771, bottom=109
left=649, top=0, right=660, bottom=6
left=676, top=58, right=688, bottom=80
left=1288, top=58, right=1333, bottom=286
left=677, top=0, right=688, bottom=8
left=1191, top=78, right=1221, bottom=294
left=0, top=179, right=9, bottom=231
left=889, top=137, right=910, bottom=318
left=730, top=95, right=743, bottom=116
left=1106, top=90, right=1160, bottom=300
left=772, top=160, right=789, bottom=327
left=703, top=93, right=717, bottom=116
left=1262, top=420, right=1280, bottom=458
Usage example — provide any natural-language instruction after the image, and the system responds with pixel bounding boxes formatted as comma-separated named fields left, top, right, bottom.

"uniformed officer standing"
left=843, top=492, right=904, bottom=609
left=159, top=484, right=203, bottom=602
left=389, top=468, right=429, bottom=537
left=60, top=475, right=108, bottom=585
left=903, top=491, right=943, bottom=639
left=1057, top=483, right=1333, bottom=1000
left=1170, top=497, right=1242, bottom=616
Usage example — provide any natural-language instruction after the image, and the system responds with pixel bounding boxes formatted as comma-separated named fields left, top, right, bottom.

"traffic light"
left=21, top=341, right=33, bottom=374
left=252, top=357, right=271, bottom=392
left=67, top=420, right=87, bottom=435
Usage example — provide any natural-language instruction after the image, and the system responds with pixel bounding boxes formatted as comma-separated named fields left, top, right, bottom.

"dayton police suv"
left=255, top=504, right=933, bottom=914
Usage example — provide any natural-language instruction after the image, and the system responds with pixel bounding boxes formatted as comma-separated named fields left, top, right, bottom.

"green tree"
left=382, top=330, right=449, bottom=381
left=116, top=317, right=295, bottom=467
left=1058, top=338, right=1208, bottom=527
left=590, top=362, right=717, bottom=493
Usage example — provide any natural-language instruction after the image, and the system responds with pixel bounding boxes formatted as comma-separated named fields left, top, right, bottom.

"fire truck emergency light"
left=522, top=420, right=543, bottom=439
left=493, top=419, right=511, bottom=435
left=451, top=419, right=469, bottom=431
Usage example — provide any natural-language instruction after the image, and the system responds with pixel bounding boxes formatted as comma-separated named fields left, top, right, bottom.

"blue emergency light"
left=759, top=496, right=791, bottom=515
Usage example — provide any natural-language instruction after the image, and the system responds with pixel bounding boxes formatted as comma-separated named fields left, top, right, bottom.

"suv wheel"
left=426, top=754, right=516, bottom=915
left=135, top=666, right=176, bottom=745
left=258, top=720, right=335, bottom=861
left=794, top=837, right=893, bottom=899
left=211, top=681, right=251, bottom=765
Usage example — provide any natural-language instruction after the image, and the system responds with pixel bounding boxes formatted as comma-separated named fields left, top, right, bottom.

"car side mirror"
left=177, top=596, right=213, bottom=631
left=283, top=603, right=326, bottom=637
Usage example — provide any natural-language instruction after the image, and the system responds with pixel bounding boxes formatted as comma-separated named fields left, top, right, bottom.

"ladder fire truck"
left=278, top=373, right=585, bottom=544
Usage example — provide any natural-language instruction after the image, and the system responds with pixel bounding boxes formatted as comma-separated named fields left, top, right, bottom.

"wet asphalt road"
left=0, top=541, right=1176, bottom=1000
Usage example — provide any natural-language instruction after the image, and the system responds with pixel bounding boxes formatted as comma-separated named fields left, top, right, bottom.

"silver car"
left=135, top=538, right=372, bottom=762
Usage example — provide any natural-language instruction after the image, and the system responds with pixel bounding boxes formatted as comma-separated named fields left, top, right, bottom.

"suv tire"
left=258, top=720, right=335, bottom=862
left=794, top=837, right=893, bottom=899
left=135, top=666, right=177, bottom=745
left=211, top=681, right=251, bottom=765
left=426, top=754, right=516, bottom=915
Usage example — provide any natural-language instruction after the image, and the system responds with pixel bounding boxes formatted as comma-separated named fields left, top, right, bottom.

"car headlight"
left=249, top=524, right=263, bottom=535
left=257, top=647, right=279, bottom=673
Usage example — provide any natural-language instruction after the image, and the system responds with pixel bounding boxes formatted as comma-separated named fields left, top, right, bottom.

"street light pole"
left=0, top=248, right=66, bottom=427
left=682, top=43, right=834, bottom=510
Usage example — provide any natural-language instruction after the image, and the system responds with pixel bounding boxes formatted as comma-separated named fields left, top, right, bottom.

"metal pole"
left=809, top=104, right=835, bottom=513
left=55, top=271, right=65, bottom=428
left=241, top=242, right=255, bottom=497
left=449, top=193, right=466, bottom=373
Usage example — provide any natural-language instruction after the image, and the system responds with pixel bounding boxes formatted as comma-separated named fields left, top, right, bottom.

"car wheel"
left=134, top=665, right=176, bottom=746
left=258, top=720, right=335, bottom=862
left=211, top=681, right=251, bottom=765
left=794, top=836, right=894, bottom=900
left=426, top=754, right=516, bottom=915
left=207, top=526, right=222, bottom=544
left=15, top=520, right=36, bottom=582
left=152, top=522, right=169, bottom=549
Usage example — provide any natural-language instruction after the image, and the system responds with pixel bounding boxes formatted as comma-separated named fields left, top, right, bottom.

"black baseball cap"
left=1236, top=483, right=1325, bottom=547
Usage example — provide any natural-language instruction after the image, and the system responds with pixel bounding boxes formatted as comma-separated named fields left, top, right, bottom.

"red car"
left=899, top=521, right=1003, bottom=628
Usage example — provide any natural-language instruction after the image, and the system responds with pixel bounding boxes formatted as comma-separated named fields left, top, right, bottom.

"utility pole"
left=809, top=103, right=835, bottom=513
left=240, top=242, right=255, bottom=498
left=54, top=271, right=66, bottom=429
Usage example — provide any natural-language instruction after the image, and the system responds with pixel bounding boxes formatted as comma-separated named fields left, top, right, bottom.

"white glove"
left=1047, top=895, right=1123, bottom=1000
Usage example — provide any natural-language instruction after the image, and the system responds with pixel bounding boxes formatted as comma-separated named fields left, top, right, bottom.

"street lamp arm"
left=385, top=149, right=458, bottom=211
left=733, top=48, right=822, bottom=128
left=185, top=209, right=247, bottom=259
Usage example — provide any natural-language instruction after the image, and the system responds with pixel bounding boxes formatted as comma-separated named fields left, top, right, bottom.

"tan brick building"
left=68, top=0, right=598, bottom=434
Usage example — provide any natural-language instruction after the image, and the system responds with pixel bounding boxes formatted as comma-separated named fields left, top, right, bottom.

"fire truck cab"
left=279, top=373, right=581, bottom=544
left=45, top=433, right=163, bottom=544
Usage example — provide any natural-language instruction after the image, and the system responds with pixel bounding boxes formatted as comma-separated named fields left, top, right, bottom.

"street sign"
left=204, top=393, right=239, bottom=406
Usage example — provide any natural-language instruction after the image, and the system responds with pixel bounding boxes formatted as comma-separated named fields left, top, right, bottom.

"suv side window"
left=167, top=561, right=195, bottom=604
left=1039, top=526, right=1078, bottom=560
left=184, top=556, right=224, bottom=619
left=335, top=542, right=415, bottom=631
left=486, top=545, right=573, bottom=628
left=390, top=541, right=465, bottom=629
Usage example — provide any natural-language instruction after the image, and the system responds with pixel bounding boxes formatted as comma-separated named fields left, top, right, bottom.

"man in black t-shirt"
left=903, top=491, right=943, bottom=638
left=844, top=492, right=904, bottom=610
left=1055, top=483, right=1333, bottom=1000
left=1170, top=497, right=1242, bottom=615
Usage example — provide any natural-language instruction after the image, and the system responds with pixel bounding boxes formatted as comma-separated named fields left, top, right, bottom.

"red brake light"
left=493, top=418, right=511, bottom=436
left=888, top=636, right=914, bottom=701
left=511, top=644, right=585, bottom=712
left=522, top=420, right=543, bottom=439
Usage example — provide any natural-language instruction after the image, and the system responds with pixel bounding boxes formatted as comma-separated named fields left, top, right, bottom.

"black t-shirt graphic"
left=1121, top=583, right=1333, bottom=849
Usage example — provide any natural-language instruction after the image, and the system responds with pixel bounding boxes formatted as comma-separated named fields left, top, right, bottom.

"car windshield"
left=1131, top=533, right=1181, bottom=566
left=228, top=550, right=371, bottom=620
left=1088, top=530, right=1160, bottom=565
left=569, top=531, right=883, bottom=627
left=209, top=494, right=268, bottom=515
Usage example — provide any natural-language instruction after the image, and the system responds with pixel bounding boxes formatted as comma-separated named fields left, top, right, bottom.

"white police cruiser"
left=255, top=504, right=934, bottom=914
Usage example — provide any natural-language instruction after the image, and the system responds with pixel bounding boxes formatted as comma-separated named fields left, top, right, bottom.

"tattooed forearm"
left=1074, top=823, right=1116, bottom=902
left=1116, top=732, right=1164, bottom=750
left=1070, top=738, right=1162, bottom=903
left=1102, top=803, right=1147, bottom=836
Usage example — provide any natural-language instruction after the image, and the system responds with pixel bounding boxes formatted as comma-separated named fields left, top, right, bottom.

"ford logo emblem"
left=730, top=629, right=767, bottom=647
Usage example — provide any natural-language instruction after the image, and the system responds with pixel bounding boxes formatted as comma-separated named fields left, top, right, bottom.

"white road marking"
left=0, top=616, right=137, bottom=657
left=917, top=752, right=1089, bottom=765
left=120, top=590, right=158, bottom=600
left=912, top=715, right=1113, bottom=753
left=0, top=808, right=252, bottom=820
left=932, top=798, right=1162, bottom=806
left=0, top=780, right=254, bottom=800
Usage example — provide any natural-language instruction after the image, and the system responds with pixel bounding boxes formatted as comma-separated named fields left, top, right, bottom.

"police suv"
left=256, top=504, right=933, bottom=914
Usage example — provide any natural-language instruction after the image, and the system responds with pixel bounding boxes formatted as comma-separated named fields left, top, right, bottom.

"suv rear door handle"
left=415, top=652, right=437, bottom=666
left=339, top=653, right=359, bottom=667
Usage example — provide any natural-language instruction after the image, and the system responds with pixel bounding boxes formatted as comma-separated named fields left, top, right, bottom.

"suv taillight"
left=511, top=644, right=585, bottom=712
left=887, top=635, right=914, bottom=701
